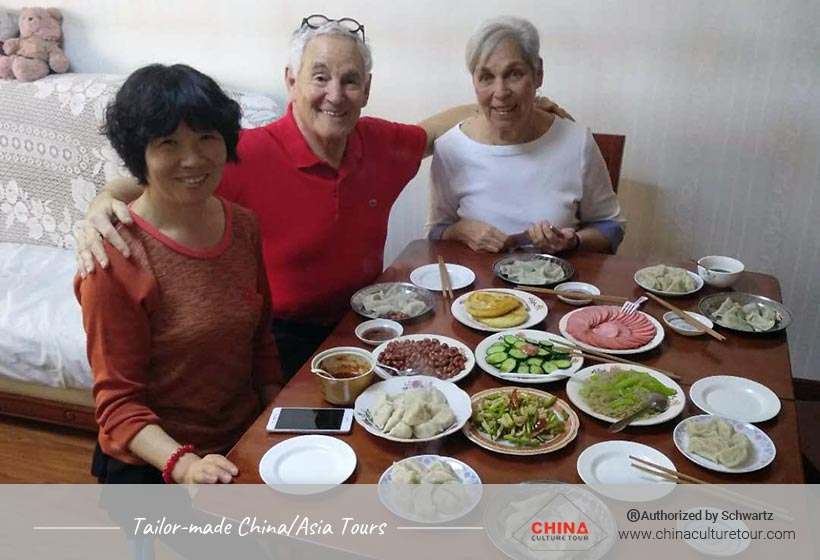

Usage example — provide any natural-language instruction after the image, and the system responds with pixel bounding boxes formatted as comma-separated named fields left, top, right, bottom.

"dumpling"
left=426, top=387, right=447, bottom=405
left=421, top=460, right=459, bottom=484
left=402, top=401, right=431, bottom=427
left=412, top=483, right=437, bottom=518
left=387, top=420, right=413, bottom=439
left=686, top=419, right=716, bottom=437
left=714, top=419, right=734, bottom=442
left=372, top=401, right=394, bottom=430
left=688, top=436, right=723, bottom=463
left=413, top=418, right=442, bottom=439
left=383, top=402, right=406, bottom=433
left=430, top=407, right=456, bottom=431
left=391, top=459, right=424, bottom=484
left=717, top=442, right=750, bottom=467
left=432, top=482, right=467, bottom=515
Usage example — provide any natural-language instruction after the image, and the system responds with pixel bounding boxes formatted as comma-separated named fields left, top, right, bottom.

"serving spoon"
left=607, top=392, right=669, bottom=433
left=376, top=363, right=424, bottom=377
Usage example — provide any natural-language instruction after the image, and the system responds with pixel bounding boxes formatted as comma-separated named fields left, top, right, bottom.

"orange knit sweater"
left=75, top=200, right=282, bottom=464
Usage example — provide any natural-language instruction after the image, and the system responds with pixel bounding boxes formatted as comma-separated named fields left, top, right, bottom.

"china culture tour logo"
left=512, top=494, right=609, bottom=553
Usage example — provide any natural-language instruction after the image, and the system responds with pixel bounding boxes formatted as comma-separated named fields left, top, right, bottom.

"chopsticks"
left=437, top=256, right=454, bottom=299
left=554, top=342, right=682, bottom=381
left=644, top=292, right=726, bottom=342
left=516, top=285, right=629, bottom=304
left=629, top=455, right=792, bottom=520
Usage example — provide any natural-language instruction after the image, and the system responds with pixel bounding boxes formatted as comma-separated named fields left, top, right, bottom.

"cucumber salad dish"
left=475, top=330, right=584, bottom=383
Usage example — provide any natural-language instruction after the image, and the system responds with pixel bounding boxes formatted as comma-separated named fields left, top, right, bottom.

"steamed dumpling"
left=383, top=401, right=406, bottom=433
left=688, top=437, right=723, bottom=463
left=716, top=442, right=750, bottom=467
left=687, top=419, right=752, bottom=467
left=391, top=459, right=424, bottom=484
left=388, top=421, right=413, bottom=439
left=432, top=482, right=467, bottom=515
left=402, top=401, right=431, bottom=427
left=420, top=460, right=459, bottom=484
left=373, top=401, right=394, bottom=430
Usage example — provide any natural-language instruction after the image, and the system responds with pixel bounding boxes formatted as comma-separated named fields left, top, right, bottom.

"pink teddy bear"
left=0, top=7, right=69, bottom=82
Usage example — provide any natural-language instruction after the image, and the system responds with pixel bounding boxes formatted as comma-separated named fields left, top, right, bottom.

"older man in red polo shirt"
left=77, top=15, right=567, bottom=377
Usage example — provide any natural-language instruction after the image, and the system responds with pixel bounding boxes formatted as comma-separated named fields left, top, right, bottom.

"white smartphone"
left=266, top=407, right=354, bottom=434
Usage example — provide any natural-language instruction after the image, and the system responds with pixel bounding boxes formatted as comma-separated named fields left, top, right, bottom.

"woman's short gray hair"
left=288, top=21, right=373, bottom=75
left=465, top=16, right=540, bottom=74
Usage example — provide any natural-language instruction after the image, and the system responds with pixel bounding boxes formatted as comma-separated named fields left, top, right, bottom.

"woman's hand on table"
left=527, top=222, right=579, bottom=253
left=76, top=190, right=134, bottom=277
left=173, top=453, right=239, bottom=484
left=443, top=219, right=508, bottom=253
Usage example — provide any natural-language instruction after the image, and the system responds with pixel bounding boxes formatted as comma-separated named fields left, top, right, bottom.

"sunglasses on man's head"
left=300, top=14, right=365, bottom=42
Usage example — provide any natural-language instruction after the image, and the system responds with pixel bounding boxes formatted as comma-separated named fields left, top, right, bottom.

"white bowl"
left=662, top=311, right=714, bottom=336
left=697, top=256, right=744, bottom=288
left=554, top=282, right=600, bottom=306
left=354, top=319, right=403, bottom=346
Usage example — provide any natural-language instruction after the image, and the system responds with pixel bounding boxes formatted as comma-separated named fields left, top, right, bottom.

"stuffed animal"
left=0, top=9, right=19, bottom=52
left=0, top=7, right=68, bottom=81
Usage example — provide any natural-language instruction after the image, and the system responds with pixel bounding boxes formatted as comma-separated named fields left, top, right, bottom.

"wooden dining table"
left=227, top=240, right=804, bottom=484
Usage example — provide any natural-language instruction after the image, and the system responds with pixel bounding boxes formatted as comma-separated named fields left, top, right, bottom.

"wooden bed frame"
left=0, top=379, right=96, bottom=431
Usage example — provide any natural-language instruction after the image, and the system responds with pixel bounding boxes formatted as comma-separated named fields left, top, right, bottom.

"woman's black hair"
left=102, top=63, right=242, bottom=184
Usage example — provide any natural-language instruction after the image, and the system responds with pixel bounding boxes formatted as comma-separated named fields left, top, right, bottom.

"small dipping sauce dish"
left=354, top=319, right=403, bottom=346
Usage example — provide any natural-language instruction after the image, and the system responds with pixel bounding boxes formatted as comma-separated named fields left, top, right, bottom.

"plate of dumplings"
left=354, top=376, right=472, bottom=442
left=378, top=455, right=482, bottom=523
left=673, top=415, right=776, bottom=473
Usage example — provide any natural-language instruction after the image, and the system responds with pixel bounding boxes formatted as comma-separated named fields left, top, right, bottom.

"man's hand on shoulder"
left=76, top=191, right=134, bottom=277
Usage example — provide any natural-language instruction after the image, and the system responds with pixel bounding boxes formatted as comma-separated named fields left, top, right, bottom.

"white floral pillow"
left=0, top=73, right=282, bottom=250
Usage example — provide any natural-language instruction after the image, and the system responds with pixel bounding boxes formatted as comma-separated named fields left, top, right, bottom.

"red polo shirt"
left=217, top=104, right=427, bottom=325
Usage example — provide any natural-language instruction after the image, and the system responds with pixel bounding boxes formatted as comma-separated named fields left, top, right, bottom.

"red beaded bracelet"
left=162, top=444, right=195, bottom=484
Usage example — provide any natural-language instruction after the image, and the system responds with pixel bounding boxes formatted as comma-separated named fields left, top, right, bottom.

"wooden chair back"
left=592, top=133, right=626, bottom=192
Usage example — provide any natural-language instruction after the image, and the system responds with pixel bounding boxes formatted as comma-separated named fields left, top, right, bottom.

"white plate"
left=378, top=455, right=482, bottom=523
left=566, top=363, right=685, bottom=426
left=678, top=507, right=751, bottom=557
left=577, top=441, right=676, bottom=502
left=673, top=414, right=776, bottom=474
left=258, top=435, right=356, bottom=494
left=451, top=289, right=548, bottom=333
left=558, top=307, right=665, bottom=355
left=410, top=263, right=475, bottom=291
left=689, top=376, right=781, bottom=423
left=634, top=267, right=704, bottom=297
left=474, top=329, right=583, bottom=383
left=353, top=376, right=472, bottom=442
left=371, top=334, right=475, bottom=383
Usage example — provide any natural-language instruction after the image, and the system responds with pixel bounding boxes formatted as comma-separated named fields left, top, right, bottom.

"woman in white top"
left=427, top=16, right=624, bottom=254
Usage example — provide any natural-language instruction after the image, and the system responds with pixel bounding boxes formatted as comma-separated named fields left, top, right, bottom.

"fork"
left=621, top=295, right=648, bottom=315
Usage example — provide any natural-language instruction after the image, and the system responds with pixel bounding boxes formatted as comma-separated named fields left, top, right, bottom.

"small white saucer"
left=663, top=311, right=714, bottom=336
left=555, top=281, right=600, bottom=306
left=410, top=263, right=475, bottom=291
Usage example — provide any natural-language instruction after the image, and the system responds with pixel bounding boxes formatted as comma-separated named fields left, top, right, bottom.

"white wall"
left=5, top=0, right=819, bottom=380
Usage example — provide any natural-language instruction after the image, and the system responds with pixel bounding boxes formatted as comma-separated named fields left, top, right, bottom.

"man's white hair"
left=288, top=21, right=373, bottom=75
